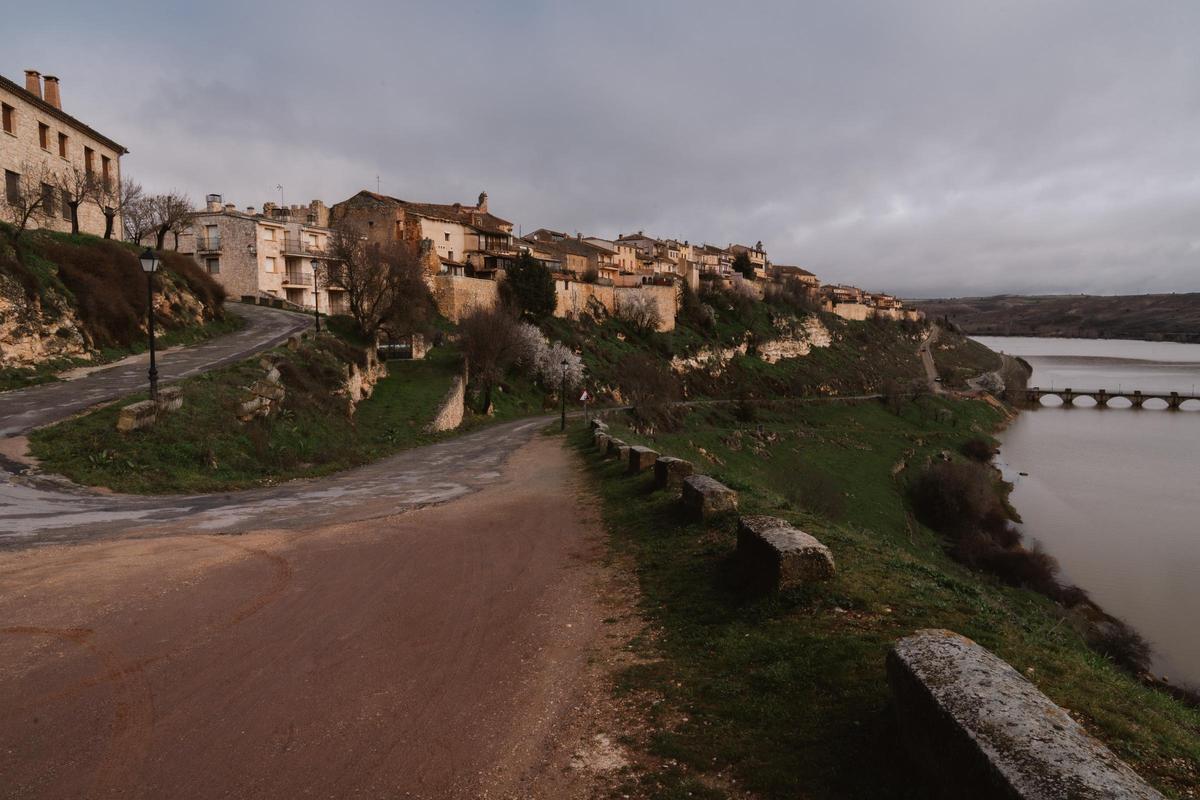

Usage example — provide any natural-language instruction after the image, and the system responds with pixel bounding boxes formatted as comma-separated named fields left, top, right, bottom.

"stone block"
left=605, top=438, right=627, bottom=459
left=617, top=444, right=632, bottom=462
left=249, top=380, right=286, bottom=402
left=116, top=400, right=158, bottom=433
left=887, top=629, right=1164, bottom=800
left=737, top=515, right=834, bottom=591
left=589, top=418, right=608, bottom=431
left=681, top=475, right=738, bottom=520
left=155, top=385, right=184, bottom=414
left=628, top=445, right=659, bottom=473
left=594, top=431, right=611, bottom=452
left=653, top=456, right=694, bottom=490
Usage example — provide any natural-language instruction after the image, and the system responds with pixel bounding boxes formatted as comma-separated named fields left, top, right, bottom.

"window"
left=41, top=182, right=55, bottom=216
left=1, top=104, right=14, bottom=134
left=58, top=132, right=68, bottom=157
left=444, top=232, right=450, bottom=242
left=263, top=227, right=275, bottom=241
left=38, top=123, right=49, bottom=150
left=84, top=147, right=94, bottom=175
left=264, top=256, right=276, bottom=273
left=101, top=155, right=111, bottom=189
left=206, top=258, right=219, bottom=274
left=60, top=188, right=71, bottom=220
left=5, top=170, right=20, bottom=204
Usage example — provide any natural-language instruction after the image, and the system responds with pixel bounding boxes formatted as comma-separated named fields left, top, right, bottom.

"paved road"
left=918, top=324, right=945, bottom=394
left=0, top=417, right=551, bottom=549
left=0, top=427, right=616, bottom=799
left=0, top=303, right=310, bottom=438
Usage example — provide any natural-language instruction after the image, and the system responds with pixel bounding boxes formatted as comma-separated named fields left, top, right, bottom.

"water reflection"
left=975, top=336, right=1200, bottom=686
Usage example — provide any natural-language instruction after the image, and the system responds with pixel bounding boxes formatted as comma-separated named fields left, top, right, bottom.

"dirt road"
left=0, top=433, right=619, bottom=799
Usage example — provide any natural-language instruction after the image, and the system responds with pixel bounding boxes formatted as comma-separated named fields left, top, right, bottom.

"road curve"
left=0, top=303, right=310, bottom=438
left=0, top=428, right=614, bottom=799
left=0, top=416, right=552, bottom=550
left=918, top=324, right=945, bottom=394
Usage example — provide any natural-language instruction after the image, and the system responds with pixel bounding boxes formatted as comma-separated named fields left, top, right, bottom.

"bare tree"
left=459, top=305, right=522, bottom=413
left=325, top=222, right=430, bottom=339
left=97, top=176, right=143, bottom=240
left=2, top=161, right=54, bottom=244
left=147, top=191, right=193, bottom=250
left=122, top=190, right=155, bottom=244
left=53, top=165, right=99, bottom=236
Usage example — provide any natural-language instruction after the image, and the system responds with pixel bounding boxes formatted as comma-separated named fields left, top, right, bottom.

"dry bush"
left=615, top=291, right=663, bottom=333
left=1087, top=618, right=1153, bottom=674
left=621, top=353, right=681, bottom=433
left=159, top=250, right=225, bottom=315
left=43, top=238, right=146, bottom=347
left=460, top=305, right=522, bottom=411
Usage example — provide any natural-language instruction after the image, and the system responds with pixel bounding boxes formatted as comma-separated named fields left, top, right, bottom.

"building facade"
left=1, top=70, right=127, bottom=237
left=174, top=195, right=347, bottom=314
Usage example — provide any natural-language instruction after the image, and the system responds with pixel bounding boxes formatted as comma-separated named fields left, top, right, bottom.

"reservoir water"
left=974, top=336, right=1200, bottom=687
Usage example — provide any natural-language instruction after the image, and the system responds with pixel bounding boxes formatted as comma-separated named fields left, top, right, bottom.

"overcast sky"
left=7, top=1, right=1200, bottom=297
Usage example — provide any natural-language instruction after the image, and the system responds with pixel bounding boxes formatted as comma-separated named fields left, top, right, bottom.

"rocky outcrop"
left=887, top=629, right=1164, bottom=800
left=757, top=316, right=832, bottom=364
left=0, top=289, right=88, bottom=368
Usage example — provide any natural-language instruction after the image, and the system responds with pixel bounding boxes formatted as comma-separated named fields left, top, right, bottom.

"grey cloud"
left=6, top=0, right=1200, bottom=295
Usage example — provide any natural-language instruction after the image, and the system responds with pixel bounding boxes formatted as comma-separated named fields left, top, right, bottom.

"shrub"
left=513, top=322, right=584, bottom=391
left=961, top=437, right=995, bottom=462
left=1087, top=618, right=1153, bottom=674
left=615, top=291, right=663, bottom=333
left=500, top=253, right=557, bottom=320
left=621, top=353, right=681, bottom=433
left=160, top=250, right=225, bottom=315
left=909, top=461, right=999, bottom=534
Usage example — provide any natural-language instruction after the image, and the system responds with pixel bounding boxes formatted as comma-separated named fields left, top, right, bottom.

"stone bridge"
left=1006, top=387, right=1200, bottom=409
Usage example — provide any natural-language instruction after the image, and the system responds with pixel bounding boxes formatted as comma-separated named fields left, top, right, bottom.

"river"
left=973, top=336, right=1200, bottom=687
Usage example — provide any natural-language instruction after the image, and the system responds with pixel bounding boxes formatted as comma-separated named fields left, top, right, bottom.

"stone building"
left=1, top=70, right=127, bottom=237
left=330, top=190, right=516, bottom=278
left=173, top=195, right=347, bottom=314
left=728, top=241, right=768, bottom=279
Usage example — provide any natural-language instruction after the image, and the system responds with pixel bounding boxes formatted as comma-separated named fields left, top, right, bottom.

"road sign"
left=579, top=390, right=591, bottom=402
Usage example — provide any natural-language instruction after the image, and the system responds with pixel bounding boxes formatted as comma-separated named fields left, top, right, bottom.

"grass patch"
left=576, top=397, right=1200, bottom=798
left=29, top=342, right=466, bottom=494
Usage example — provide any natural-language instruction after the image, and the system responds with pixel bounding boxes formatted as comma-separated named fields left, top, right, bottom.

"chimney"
left=206, top=194, right=223, bottom=212
left=24, top=70, right=42, bottom=99
left=477, top=191, right=488, bottom=213
left=224, top=204, right=236, bottom=213
left=42, top=75, right=61, bottom=110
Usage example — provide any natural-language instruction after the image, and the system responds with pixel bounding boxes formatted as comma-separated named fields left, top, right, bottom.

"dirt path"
left=918, top=324, right=945, bottom=394
left=0, top=433, right=624, bottom=799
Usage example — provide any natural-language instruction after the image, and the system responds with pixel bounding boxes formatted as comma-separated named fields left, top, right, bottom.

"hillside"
left=0, top=228, right=232, bottom=390
left=913, top=293, right=1200, bottom=342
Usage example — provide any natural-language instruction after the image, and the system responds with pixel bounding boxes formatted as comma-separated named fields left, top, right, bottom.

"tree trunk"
left=155, top=226, right=167, bottom=250
left=69, top=204, right=80, bottom=235
left=103, top=212, right=114, bottom=240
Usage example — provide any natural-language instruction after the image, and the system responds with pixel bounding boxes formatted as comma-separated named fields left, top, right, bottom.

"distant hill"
left=911, top=294, right=1200, bottom=343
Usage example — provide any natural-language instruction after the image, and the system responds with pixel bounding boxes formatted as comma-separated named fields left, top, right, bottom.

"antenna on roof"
left=376, top=175, right=380, bottom=193
left=275, top=184, right=284, bottom=208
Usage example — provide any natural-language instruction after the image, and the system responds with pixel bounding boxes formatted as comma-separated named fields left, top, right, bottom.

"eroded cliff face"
left=757, top=316, right=832, bottom=363
left=669, top=314, right=833, bottom=376
left=0, top=273, right=212, bottom=370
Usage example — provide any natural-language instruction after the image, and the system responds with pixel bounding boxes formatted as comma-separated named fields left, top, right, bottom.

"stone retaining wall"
left=425, top=361, right=468, bottom=433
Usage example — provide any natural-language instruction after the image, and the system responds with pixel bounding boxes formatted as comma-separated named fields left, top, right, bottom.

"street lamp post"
left=310, top=258, right=321, bottom=332
left=139, top=248, right=160, bottom=400
left=560, top=359, right=568, bottom=432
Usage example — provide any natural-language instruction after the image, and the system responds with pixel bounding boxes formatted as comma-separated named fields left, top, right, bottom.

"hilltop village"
left=1, top=68, right=920, bottom=334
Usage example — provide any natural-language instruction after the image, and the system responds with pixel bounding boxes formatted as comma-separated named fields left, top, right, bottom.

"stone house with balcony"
left=330, top=190, right=516, bottom=278
left=526, top=229, right=619, bottom=282
left=1, top=70, right=127, bottom=237
left=728, top=241, right=768, bottom=279
left=173, top=195, right=347, bottom=314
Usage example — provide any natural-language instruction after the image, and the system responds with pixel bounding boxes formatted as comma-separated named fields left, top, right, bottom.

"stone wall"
left=554, top=280, right=677, bottom=332
left=427, top=274, right=500, bottom=322
left=425, top=367, right=467, bottom=433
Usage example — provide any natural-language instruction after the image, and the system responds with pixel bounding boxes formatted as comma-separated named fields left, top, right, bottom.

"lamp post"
left=310, top=257, right=321, bottom=332
left=560, top=359, right=568, bottom=431
left=139, top=248, right=160, bottom=400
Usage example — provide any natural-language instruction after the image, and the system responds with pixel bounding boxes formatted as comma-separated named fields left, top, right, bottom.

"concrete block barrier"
left=653, top=456, right=695, bottom=490
left=887, top=629, right=1164, bottom=800
left=628, top=445, right=659, bottom=473
left=116, top=400, right=158, bottom=433
left=594, top=431, right=611, bottom=452
left=605, top=438, right=627, bottom=459
left=156, top=385, right=184, bottom=413
left=681, top=475, right=738, bottom=520
left=737, top=515, right=834, bottom=592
